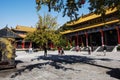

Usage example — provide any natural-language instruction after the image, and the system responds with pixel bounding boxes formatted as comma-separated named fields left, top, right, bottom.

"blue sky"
left=0, top=0, right=90, bottom=29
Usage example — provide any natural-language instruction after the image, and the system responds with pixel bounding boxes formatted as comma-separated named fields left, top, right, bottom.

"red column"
left=76, top=33, right=78, bottom=46
left=100, top=30, right=104, bottom=46
left=66, top=38, right=68, bottom=47
left=50, top=42, right=52, bottom=48
left=80, top=36, right=82, bottom=45
left=50, top=42, right=53, bottom=49
left=116, top=27, right=120, bottom=44
left=15, top=42, right=17, bottom=48
left=29, top=42, right=32, bottom=48
left=85, top=32, right=88, bottom=47
left=70, top=37, right=72, bottom=47
left=22, top=41, right=25, bottom=49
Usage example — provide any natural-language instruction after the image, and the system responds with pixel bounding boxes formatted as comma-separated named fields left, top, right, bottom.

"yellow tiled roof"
left=61, top=19, right=120, bottom=34
left=18, top=34, right=26, bottom=38
left=13, top=25, right=36, bottom=32
left=66, top=8, right=117, bottom=26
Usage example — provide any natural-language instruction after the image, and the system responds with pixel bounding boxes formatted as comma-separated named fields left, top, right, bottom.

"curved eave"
left=60, top=30, right=72, bottom=34
left=67, top=8, right=117, bottom=26
left=18, top=34, right=26, bottom=38
left=61, top=19, right=120, bottom=35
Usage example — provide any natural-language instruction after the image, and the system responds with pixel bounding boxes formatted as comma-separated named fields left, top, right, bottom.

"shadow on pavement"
left=11, top=54, right=119, bottom=79
left=107, top=68, right=120, bottom=79
left=11, top=61, right=80, bottom=78
left=95, top=58, right=113, bottom=61
left=35, top=55, right=95, bottom=64
left=11, top=55, right=94, bottom=78
left=15, top=60, right=24, bottom=65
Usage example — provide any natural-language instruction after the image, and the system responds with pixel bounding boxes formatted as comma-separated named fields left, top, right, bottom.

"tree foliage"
left=25, top=14, right=61, bottom=47
left=36, top=0, right=120, bottom=20
left=36, top=0, right=85, bottom=20
left=57, top=24, right=73, bottom=32
left=88, top=0, right=120, bottom=16
left=57, top=36, right=67, bottom=47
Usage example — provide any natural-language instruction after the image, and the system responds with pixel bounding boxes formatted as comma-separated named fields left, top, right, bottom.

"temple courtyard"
left=0, top=50, right=120, bottom=80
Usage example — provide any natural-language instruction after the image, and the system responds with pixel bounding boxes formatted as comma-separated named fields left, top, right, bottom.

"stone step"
left=97, top=46, right=115, bottom=52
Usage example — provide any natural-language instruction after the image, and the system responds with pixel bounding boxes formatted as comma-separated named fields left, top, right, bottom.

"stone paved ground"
left=0, top=51, right=120, bottom=80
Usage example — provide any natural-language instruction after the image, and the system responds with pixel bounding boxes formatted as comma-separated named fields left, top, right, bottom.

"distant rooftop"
left=12, top=25, right=36, bottom=32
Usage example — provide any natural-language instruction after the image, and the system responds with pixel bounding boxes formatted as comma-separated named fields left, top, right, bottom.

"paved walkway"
left=0, top=51, right=120, bottom=80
